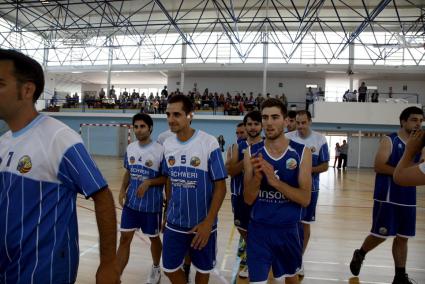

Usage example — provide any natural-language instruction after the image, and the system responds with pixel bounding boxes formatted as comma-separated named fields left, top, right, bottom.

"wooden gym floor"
left=76, top=156, right=425, bottom=284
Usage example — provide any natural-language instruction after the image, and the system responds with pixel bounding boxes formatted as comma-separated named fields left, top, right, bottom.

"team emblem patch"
left=129, top=156, right=136, bottom=164
left=234, top=219, right=241, bottom=226
left=190, top=156, right=201, bottom=167
left=379, top=227, right=388, bottom=236
left=286, top=158, right=297, bottom=170
left=145, top=159, right=153, bottom=167
left=17, top=155, right=32, bottom=174
left=168, top=155, right=176, bottom=166
left=310, top=146, right=316, bottom=153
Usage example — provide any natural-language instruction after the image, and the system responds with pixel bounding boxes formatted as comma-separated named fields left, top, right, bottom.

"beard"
left=248, top=130, right=261, bottom=139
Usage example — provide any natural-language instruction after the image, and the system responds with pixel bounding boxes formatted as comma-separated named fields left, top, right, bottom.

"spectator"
left=217, top=135, right=226, bottom=152
left=305, top=87, right=314, bottom=110
left=161, top=85, right=168, bottom=97
left=389, top=86, right=393, bottom=98
left=99, top=87, right=106, bottom=99
left=334, top=142, right=341, bottom=168
left=338, top=140, right=348, bottom=169
left=371, top=90, right=379, bottom=103
left=358, top=82, right=367, bottom=102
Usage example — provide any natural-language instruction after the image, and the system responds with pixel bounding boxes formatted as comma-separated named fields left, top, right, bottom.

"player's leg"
left=392, top=204, right=415, bottom=283
left=163, top=226, right=191, bottom=284
left=191, top=230, right=217, bottom=284
left=117, top=206, right=138, bottom=275
left=350, top=201, right=393, bottom=276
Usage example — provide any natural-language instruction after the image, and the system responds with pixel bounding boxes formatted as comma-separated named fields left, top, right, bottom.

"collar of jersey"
left=12, top=113, right=44, bottom=138
left=176, top=129, right=198, bottom=145
left=138, top=140, right=153, bottom=148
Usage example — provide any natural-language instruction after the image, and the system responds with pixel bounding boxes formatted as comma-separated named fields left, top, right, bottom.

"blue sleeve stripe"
left=58, top=170, right=74, bottom=183
left=62, top=155, right=88, bottom=196
left=72, top=145, right=101, bottom=189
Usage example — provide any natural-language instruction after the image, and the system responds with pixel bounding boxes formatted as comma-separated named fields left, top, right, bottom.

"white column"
left=357, top=130, right=362, bottom=169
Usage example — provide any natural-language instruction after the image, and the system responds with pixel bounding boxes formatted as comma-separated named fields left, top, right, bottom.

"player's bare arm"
left=118, top=170, right=130, bottom=207
left=92, top=188, right=119, bottom=284
left=226, top=143, right=245, bottom=176
left=374, top=136, right=394, bottom=175
left=243, top=150, right=262, bottom=205
left=137, top=176, right=167, bottom=198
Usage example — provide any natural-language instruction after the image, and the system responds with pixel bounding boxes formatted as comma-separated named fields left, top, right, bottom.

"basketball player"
left=285, top=110, right=329, bottom=276
left=350, top=106, right=424, bottom=284
left=0, top=49, right=119, bottom=283
left=286, top=110, right=297, bottom=132
left=117, top=113, right=166, bottom=284
left=162, top=94, right=227, bottom=284
left=244, top=98, right=312, bottom=284
left=235, top=122, right=247, bottom=142
left=226, top=111, right=263, bottom=278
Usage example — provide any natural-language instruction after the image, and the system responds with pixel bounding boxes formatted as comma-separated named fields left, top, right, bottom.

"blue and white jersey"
left=157, top=130, right=175, bottom=145
left=285, top=130, right=329, bottom=191
left=162, top=130, right=227, bottom=229
left=249, top=140, right=306, bottom=226
left=230, top=140, right=248, bottom=196
left=0, top=114, right=107, bottom=284
left=124, top=141, right=164, bottom=212
left=374, top=133, right=418, bottom=206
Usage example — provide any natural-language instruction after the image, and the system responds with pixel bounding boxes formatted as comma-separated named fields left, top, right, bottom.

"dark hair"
left=236, top=122, right=244, bottom=128
left=243, top=110, right=262, bottom=125
left=132, top=113, right=153, bottom=133
left=296, top=110, right=312, bottom=120
left=260, top=98, right=287, bottom=117
left=0, top=49, right=44, bottom=102
left=288, top=110, right=297, bottom=119
left=167, top=94, right=193, bottom=114
left=399, top=106, right=424, bottom=127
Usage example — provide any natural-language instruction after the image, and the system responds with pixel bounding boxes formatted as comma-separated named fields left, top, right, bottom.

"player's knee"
left=394, top=236, right=408, bottom=244
left=119, top=232, right=134, bottom=246
left=149, top=236, right=161, bottom=244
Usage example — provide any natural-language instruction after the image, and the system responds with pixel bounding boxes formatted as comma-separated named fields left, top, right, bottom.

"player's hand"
left=137, top=180, right=151, bottom=198
left=406, top=129, right=424, bottom=156
left=118, top=191, right=125, bottom=208
left=96, top=261, right=120, bottom=284
left=258, top=158, right=278, bottom=186
left=250, top=153, right=263, bottom=183
left=189, top=220, right=213, bottom=250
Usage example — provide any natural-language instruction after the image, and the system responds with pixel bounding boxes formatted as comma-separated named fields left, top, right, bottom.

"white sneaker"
left=297, top=264, right=304, bottom=277
left=146, top=265, right=161, bottom=284
left=238, top=265, right=249, bottom=278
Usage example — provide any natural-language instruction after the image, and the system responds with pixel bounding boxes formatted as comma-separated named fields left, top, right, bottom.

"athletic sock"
left=395, top=267, right=406, bottom=278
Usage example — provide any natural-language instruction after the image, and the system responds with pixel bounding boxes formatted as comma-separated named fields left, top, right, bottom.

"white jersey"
left=162, top=130, right=227, bottom=229
left=285, top=130, right=329, bottom=191
left=0, top=114, right=107, bottom=283
left=124, top=141, right=164, bottom=212
left=157, top=130, right=175, bottom=145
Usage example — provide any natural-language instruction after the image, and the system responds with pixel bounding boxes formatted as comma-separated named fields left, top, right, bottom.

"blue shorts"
left=247, top=221, right=302, bottom=283
left=371, top=200, right=416, bottom=238
left=162, top=223, right=217, bottom=273
left=120, top=206, right=162, bottom=237
left=231, top=194, right=252, bottom=231
left=302, top=190, right=318, bottom=223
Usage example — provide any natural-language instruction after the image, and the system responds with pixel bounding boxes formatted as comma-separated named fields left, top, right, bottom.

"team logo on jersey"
left=286, top=158, right=297, bottom=170
left=168, top=155, right=176, bottom=166
left=17, top=155, right=32, bottom=174
left=310, top=146, right=316, bottom=153
left=190, top=156, right=201, bottom=167
left=181, top=155, right=186, bottom=164
left=379, top=227, right=388, bottom=236
left=145, top=159, right=153, bottom=167
left=234, top=219, right=241, bottom=226
left=398, top=143, right=402, bottom=149
left=129, top=156, right=136, bottom=164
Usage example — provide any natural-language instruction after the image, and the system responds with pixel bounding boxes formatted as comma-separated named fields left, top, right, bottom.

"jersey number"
left=6, top=152, right=14, bottom=167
